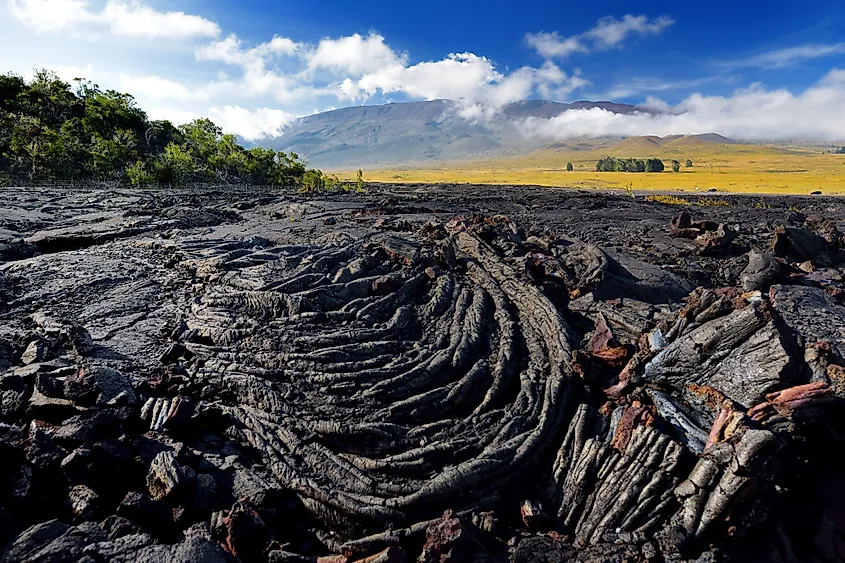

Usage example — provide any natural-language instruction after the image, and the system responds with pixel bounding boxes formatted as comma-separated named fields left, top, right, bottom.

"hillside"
left=260, top=100, right=645, bottom=169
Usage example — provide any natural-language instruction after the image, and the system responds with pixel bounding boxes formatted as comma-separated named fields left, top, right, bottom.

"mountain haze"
left=259, top=100, right=646, bottom=169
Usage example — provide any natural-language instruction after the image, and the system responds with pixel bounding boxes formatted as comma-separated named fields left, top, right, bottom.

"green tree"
left=686, top=159, right=693, bottom=167
left=299, top=168, right=326, bottom=192
left=90, top=129, right=138, bottom=179
left=566, top=162, right=573, bottom=172
left=241, top=147, right=277, bottom=184
left=672, top=160, right=681, bottom=172
left=645, top=158, right=665, bottom=172
left=0, top=69, right=325, bottom=188
left=155, top=142, right=195, bottom=185
left=126, top=160, right=154, bottom=186
left=274, top=151, right=308, bottom=187
left=144, top=120, right=184, bottom=155
left=8, top=115, right=71, bottom=180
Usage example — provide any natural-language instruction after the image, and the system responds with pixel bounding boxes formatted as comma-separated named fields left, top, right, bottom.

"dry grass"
left=338, top=140, right=845, bottom=195
left=694, top=197, right=731, bottom=207
left=645, top=195, right=691, bottom=205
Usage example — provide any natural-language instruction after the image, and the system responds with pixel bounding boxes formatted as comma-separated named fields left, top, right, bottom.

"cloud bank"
left=518, top=70, right=845, bottom=142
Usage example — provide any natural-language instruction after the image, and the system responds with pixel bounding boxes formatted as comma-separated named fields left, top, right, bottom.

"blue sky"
left=2, top=0, right=845, bottom=140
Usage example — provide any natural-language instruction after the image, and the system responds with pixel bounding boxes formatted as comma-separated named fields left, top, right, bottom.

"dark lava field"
left=1, top=184, right=844, bottom=563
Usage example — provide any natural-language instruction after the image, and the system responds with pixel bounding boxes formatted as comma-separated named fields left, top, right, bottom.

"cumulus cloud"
left=516, top=70, right=845, bottom=142
left=207, top=106, right=295, bottom=141
left=193, top=30, right=589, bottom=121
left=8, top=0, right=220, bottom=38
left=196, top=34, right=313, bottom=102
left=337, top=56, right=587, bottom=119
left=197, top=34, right=299, bottom=66
left=526, top=14, right=674, bottom=59
left=306, top=33, right=407, bottom=76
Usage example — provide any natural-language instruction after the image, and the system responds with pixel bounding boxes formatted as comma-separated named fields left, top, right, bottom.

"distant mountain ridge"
left=255, top=100, right=729, bottom=169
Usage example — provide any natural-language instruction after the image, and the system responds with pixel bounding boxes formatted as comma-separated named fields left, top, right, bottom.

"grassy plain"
left=343, top=138, right=845, bottom=195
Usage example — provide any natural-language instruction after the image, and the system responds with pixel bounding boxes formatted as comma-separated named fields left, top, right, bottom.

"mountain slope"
left=260, top=100, right=643, bottom=169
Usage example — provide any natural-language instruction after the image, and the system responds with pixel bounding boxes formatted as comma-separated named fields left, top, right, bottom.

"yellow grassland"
left=338, top=140, right=845, bottom=195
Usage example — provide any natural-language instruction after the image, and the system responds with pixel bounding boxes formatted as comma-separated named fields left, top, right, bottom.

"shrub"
left=686, top=159, right=694, bottom=167
left=645, top=195, right=690, bottom=205
left=566, top=162, right=574, bottom=172
left=126, top=160, right=154, bottom=186
left=672, top=160, right=681, bottom=172
left=695, top=197, right=730, bottom=207
left=645, top=158, right=665, bottom=172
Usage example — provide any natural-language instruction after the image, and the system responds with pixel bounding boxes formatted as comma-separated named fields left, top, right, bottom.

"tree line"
left=0, top=69, right=335, bottom=189
left=595, top=157, right=666, bottom=172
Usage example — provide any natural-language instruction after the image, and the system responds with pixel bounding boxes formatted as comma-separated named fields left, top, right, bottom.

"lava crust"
left=1, top=185, right=845, bottom=563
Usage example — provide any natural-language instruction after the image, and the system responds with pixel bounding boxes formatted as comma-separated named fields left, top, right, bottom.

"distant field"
left=341, top=138, right=845, bottom=195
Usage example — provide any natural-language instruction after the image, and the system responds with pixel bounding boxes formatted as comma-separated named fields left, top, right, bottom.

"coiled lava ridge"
left=176, top=229, right=576, bottom=540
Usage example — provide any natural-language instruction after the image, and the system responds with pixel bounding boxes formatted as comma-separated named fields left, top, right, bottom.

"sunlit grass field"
left=341, top=140, right=845, bottom=195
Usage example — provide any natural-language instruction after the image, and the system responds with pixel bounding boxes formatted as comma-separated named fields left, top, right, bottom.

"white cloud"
left=586, top=15, right=674, bottom=48
left=197, top=34, right=299, bottom=66
left=526, top=14, right=674, bottom=59
left=605, top=75, right=732, bottom=99
left=119, top=73, right=192, bottom=100
left=352, top=53, right=500, bottom=102
left=207, top=106, right=295, bottom=141
left=516, top=69, right=845, bottom=142
left=8, top=0, right=220, bottom=39
left=338, top=55, right=587, bottom=119
left=307, top=33, right=407, bottom=76
left=8, top=0, right=89, bottom=33
left=195, top=34, right=313, bottom=102
left=145, top=106, right=201, bottom=125
left=720, top=43, right=845, bottom=70
left=525, top=33, right=586, bottom=59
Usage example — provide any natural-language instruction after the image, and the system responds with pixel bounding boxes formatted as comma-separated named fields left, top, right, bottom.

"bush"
left=695, top=197, right=730, bottom=207
left=672, top=160, right=681, bottom=172
left=126, top=160, right=154, bottom=186
left=566, top=162, right=573, bottom=172
left=645, top=158, right=665, bottom=172
left=645, top=195, right=690, bottom=205
left=686, top=159, right=694, bottom=167
left=356, top=169, right=365, bottom=191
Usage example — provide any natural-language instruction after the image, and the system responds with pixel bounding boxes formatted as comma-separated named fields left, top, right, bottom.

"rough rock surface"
left=1, top=185, right=844, bottom=562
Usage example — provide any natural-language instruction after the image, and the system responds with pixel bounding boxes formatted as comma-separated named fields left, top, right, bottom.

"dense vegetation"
left=836, top=147, right=845, bottom=154
left=0, top=70, right=330, bottom=188
left=595, top=156, right=665, bottom=172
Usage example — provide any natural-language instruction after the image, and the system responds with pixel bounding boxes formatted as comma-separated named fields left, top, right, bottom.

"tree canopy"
left=0, top=70, right=321, bottom=187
